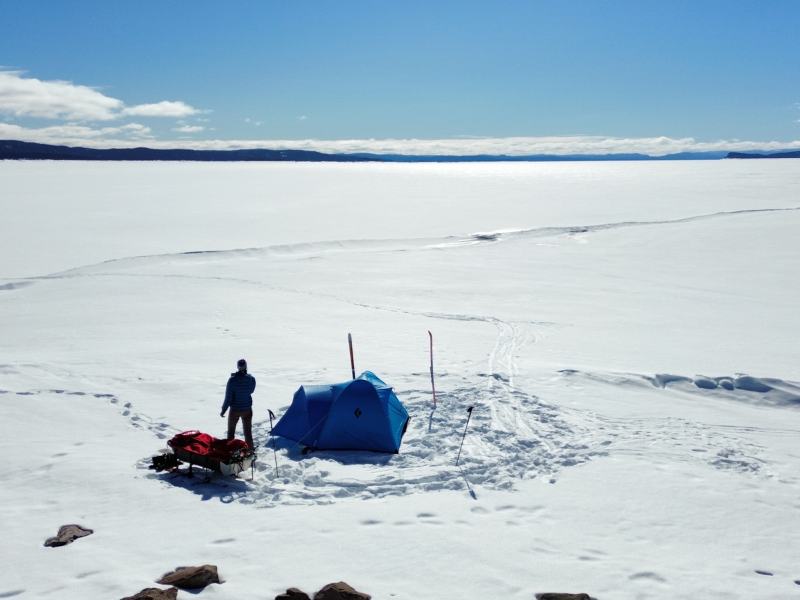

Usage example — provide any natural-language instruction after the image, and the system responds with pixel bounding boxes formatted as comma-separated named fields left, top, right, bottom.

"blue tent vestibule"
left=273, top=371, right=410, bottom=453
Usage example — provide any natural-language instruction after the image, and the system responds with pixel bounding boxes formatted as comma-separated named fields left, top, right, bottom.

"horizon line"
left=3, top=139, right=800, bottom=162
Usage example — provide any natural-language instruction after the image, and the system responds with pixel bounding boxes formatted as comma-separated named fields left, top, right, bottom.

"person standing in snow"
left=220, top=358, right=256, bottom=450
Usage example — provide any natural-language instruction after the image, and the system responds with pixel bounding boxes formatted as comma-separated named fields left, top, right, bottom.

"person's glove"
left=220, top=411, right=226, bottom=418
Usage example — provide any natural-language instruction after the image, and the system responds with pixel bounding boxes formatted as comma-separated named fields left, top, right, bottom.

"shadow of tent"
left=266, top=434, right=398, bottom=466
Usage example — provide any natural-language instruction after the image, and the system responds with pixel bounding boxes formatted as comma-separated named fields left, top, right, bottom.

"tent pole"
left=348, top=333, right=356, bottom=379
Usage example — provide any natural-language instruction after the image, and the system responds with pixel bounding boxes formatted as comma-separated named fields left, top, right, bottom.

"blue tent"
left=273, top=371, right=410, bottom=453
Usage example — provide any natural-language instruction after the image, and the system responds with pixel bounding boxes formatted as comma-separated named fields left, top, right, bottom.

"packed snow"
left=1, top=160, right=800, bottom=599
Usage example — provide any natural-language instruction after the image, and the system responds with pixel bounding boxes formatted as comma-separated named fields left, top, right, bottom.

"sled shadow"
left=151, top=466, right=251, bottom=501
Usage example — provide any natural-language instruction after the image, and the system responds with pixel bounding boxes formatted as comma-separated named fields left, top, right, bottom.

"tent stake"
left=428, top=331, right=437, bottom=407
left=455, top=406, right=474, bottom=467
left=348, top=333, right=356, bottom=379
left=268, top=409, right=278, bottom=478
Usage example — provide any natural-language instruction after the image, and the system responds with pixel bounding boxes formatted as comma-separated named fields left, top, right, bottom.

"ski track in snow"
left=3, top=205, right=797, bottom=506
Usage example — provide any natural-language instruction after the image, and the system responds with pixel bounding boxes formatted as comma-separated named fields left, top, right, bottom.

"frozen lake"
left=1, top=160, right=799, bottom=599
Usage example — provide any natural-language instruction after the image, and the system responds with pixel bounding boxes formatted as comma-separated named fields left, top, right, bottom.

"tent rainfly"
left=273, top=371, right=410, bottom=453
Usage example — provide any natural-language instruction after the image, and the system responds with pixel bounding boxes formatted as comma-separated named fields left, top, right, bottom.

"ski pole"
left=268, top=409, right=278, bottom=478
left=455, top=406, right=474, bottom=467
left=348, top=333, right=356, bottom=379
left=428, top=331, right=437, bottom=407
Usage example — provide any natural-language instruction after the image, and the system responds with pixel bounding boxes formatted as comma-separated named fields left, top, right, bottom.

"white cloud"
left=297, top=116, right=307, bottom=121
left=0, top=122, right=152, bottom=144
left=122, top=101, right=203, bottom=118
left=0, top=70, right=122, bottom=120
left=172, top=125, right=204, bottom=133
left=119, top=123, right=152, bottom=136
left=0, top=70, right=205, bottom=121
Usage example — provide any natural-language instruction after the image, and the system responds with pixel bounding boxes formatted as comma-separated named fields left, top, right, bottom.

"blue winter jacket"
left=222, top=372, right=256, bottom=412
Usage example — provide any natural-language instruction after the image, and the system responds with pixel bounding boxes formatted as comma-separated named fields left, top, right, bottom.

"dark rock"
left=276, top=588, right=312, bottom=600
left=44, top=524, right=93, bottom=547
left=313, top=581, right=371, bottom=600
left=537, top=594, right=592, bottom=600
left=121, top=587, right=178, bottom=600
left=157, top=564, right=220, bottom=589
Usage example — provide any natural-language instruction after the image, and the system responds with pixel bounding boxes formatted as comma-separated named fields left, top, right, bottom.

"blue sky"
left=1, top=1, right=799, bottom=154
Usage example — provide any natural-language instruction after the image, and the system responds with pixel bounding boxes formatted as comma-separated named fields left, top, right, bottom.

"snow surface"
left=1, top=160, right=800, bottom=599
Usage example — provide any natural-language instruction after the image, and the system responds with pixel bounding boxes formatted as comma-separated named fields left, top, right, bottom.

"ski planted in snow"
left=348, top=333, right=356, bottom=379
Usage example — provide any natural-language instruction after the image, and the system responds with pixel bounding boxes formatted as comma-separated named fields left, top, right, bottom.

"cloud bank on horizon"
left=1, top=69, right=799, bottom=157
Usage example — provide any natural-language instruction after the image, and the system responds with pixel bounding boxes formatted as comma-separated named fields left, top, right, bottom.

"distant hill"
left=0, top=140, right=373, bottom=162
left=0, top=139, right=741, bottom=163
left=726, top=150, right=800, bottom=159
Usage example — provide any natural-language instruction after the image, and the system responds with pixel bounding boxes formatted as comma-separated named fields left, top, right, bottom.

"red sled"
left=167, top=430, right=255, bottom=477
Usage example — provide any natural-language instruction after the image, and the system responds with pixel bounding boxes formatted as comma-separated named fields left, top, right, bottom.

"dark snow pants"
left=227, top=409, right=253, bottom=450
